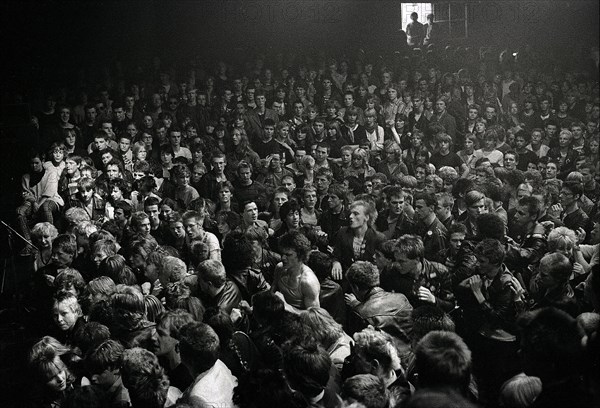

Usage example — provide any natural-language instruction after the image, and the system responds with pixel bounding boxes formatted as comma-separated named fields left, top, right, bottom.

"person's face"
left=363, top=180, right=373, bottom=194
left=285, top=210, right=300, bottom=229
left=170, top=132, right=182, bottom=146
left=50, top=148, right=64, bottom=164
left=435, top=100, right=446, bottom=113
left=92, top=248, right=109, bottom=268
left=114, top=107, right=125, bottom=121
left=468, top=198, right=486, bottom=218
left=79, top=187, right=94, bottom=202
left=513, top=205, right=535, bottom=227
left=415, top=167, right=426, bottom=182
left=484, top=138, right=496, bottom=150
left=505, top=154, right=517, bottom=169
left=295, top=86, right=306, bottom=97
left=119, top=138, right=131, bottom=153
left=243, top=202, right=259, bottom=223
left=54, top=301, right=79, bottom=331
left=59, top=108, right=70, bottom=123
left=546, top=163, right=557, bottom=179
left=85, top=107, right=97, bottom=121
left=571, top=126, right=583, bottom=140
left=110, top=186, right=123, bottom=202
left=232, top=130, right=242, bottom=145
left=175, top=173, right=190, bottom=188
left=475, top=121, right=486, bottom=133
left=101, top=122, right=114, bottom=137
left=537, top=162, right=547, bottom=174
left=526, top=162, right=538, bottom=172
left=64, top=130, right=77, bottom=147
left=449, top=232, right=465, bottom=252
left=476, top=255, right=499, bottom=279
left=315, top=176, right=330, bottom=193
left=166, top=221, right=184, bottom=239
left=468, top=108, right=478, bottom=120
left=51, top=247, right=73, bottom=268
left=183, top=217, right=202, bottom=240
left=315, top=147, right=328, bottom=163
left=160, top=150, right=173, bottom=164
left=263, top=126, right=275, bottom=140
left=303, top=190, right=317, bottom=209
left=559, top=133, right=572, bottom=148
left=314, top=121, right=325, bottom=135
left=144, top=205, right=160, bottom=227
left=106, top=165, right=120, bottom=180
left=239, top=168, right=252, bottom=183
left=327, top=194, right=342, bottom=210
left=211, top=157, right=226, bottom=175
left=65, top=159, right=79, bottom=175
left=281, top=247, right=301, bottom=270
left=537, top=260, right=559, bottom=289
left=387, top=88, right=398, bottom=101
left=382, top=72, right=391, bottom=84
left=143, top=115, right=154, bottom=128
left=424, top=179, right=438, bottom=194
left=464, top=138, right=475, bottom=152
left=414, top=199, right=433, bottom=220
left=282, top=178, right=296, bottom=192
left=46, top=366, right=68, bottom=393
left=294, top=103, right=304, bottom=116
left=349, top=205, right=369, bottom=229
left=559, top=187, right=576, bottom=206
left=439, top=140, right=451, bottom=152
left=589, top=140, right=599, bottom=154
left=546, top=125, right=557, bottom=137
left=113, top=208, right=127, bottom=224
left=95, top=137, right=108, bottom=151
left=484, top=107, right=496, bottom=119
left=393, top=253, right=421, bottom=277
left=273, top=193, right=288, bottom=210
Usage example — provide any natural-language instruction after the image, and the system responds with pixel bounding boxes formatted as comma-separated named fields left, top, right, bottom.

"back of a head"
left=499, top=373, right=542, bottom=408
left=517, top=307, right=583, bottom=381
left=120, top=347, right=170, bottom=408
left=283, top=340, right=332, bottom=399
left=178, top=322, right=220, bottom=373
left=411, top=305, right=455, bottom=346
left=414, top=330, right=472, bottom=393
left=342, top=374, right=390, bottom=408
left=476, top=212, right=505, bottom=240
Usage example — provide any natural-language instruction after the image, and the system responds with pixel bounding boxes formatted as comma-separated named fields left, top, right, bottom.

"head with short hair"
left=196, top=259, right=226, bottom=289
left=120, top=347, right=170, bottom=408
left=278, top=230, right=312, bottom=263
left=517, top=307, right=584, bottom=382
left=283, top=340, right=332, bottom=398
left=547, top=226, right=577, bottom=256
left=415, top=330, right=472, bottom=393
left=342, top=374, right=390, bottom=408
left=178, top=322, right=220, bottom=374
left=347, top=261, right=380, bottom=290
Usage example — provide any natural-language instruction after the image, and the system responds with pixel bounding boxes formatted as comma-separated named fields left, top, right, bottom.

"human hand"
left=331, top=262, right=343, bottom=281
left=573, top=262, right=585, bottom=276
left=230, top=308, right=243, bottom=324
left=344, top=293, right=358, bottom=306
left=548, top=204, right=563, bottom=218
left=467, top=275, right=483, bottom=293
left=239, top=300, right=252, bottom=314
left=417, top=286, right=436, bottom=303
left=575, top=227, right=586, bottom=244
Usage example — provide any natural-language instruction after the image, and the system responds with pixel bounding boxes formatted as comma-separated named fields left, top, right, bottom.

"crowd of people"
left=8, top=32, right=600, bottom=408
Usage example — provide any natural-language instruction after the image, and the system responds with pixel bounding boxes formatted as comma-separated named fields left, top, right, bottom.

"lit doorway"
left=400, top=2, right=433, bottom=31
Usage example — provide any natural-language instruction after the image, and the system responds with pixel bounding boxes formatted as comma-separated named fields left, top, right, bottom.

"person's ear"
left=370, top=358, right=381, bottom=375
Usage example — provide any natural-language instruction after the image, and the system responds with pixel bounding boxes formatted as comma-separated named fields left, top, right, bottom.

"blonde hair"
left=547, top=226, right=577, bottom=253
left=300, top=307, right=345, bottom=348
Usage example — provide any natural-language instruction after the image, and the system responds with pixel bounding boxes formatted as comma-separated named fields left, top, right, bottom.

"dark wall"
left=0, top=1, right=598, bottom=77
